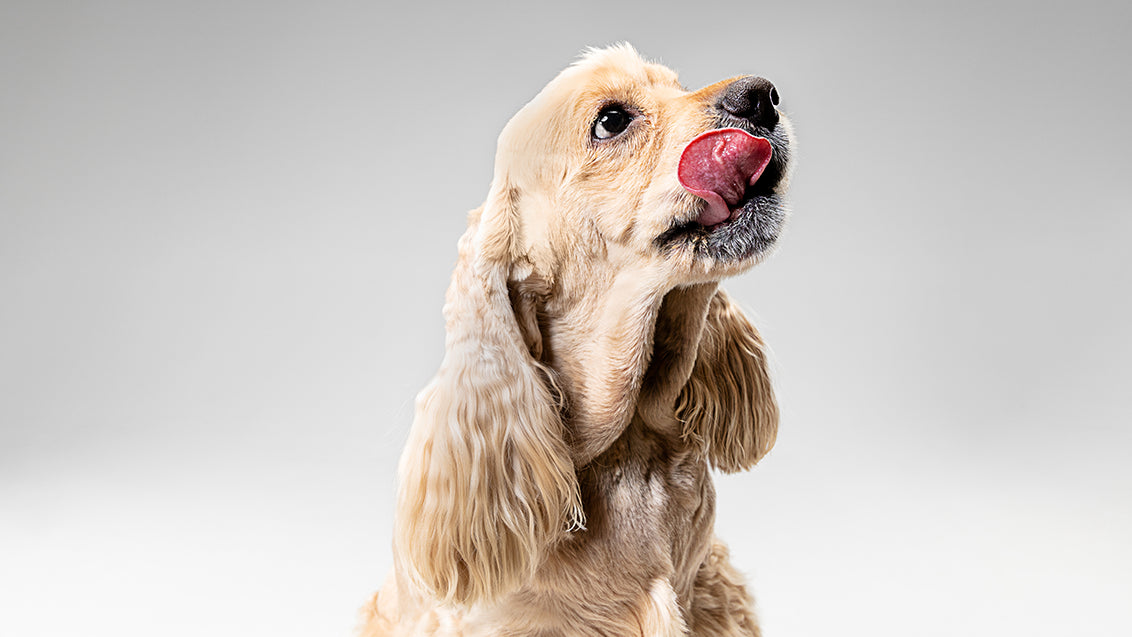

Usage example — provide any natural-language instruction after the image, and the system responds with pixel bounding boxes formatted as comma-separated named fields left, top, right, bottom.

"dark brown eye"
left=592, top=106, right=634, bottom=140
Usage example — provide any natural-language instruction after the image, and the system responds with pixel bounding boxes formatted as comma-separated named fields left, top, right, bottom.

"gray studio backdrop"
left=2, top=1, right=1129, bottom=636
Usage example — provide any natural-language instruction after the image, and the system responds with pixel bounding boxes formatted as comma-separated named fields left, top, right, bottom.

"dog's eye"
left=592, top=106, right=634, bottom=140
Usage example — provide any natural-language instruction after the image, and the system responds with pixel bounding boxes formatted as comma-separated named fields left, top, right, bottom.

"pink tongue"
left=677, top=128, right=773, bottom=227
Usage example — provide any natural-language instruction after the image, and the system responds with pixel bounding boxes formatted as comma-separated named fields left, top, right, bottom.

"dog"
left=360, top=44, right=795, bottom=636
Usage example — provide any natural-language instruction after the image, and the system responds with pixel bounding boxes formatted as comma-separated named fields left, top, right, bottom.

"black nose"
left=719, top=76, right=780, bottom=129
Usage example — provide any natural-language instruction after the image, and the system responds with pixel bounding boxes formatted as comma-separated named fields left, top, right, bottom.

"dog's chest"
left=588, top=427, right=710, bottom=541
left=568, top=422, right=715, bottom=594
left=476, top=424, right=719, bottom=636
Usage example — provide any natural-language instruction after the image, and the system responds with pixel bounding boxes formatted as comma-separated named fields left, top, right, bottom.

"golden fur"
left=361, top=44, right=795, bottom=636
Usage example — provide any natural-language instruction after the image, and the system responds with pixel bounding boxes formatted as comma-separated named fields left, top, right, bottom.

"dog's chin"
left=657, top=192, right=786, bottom=264
left=656, top=169, right=788, bottom=267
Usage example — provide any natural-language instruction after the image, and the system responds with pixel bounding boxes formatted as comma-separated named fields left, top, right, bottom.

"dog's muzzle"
left=656, top=76, right=792, bottom=263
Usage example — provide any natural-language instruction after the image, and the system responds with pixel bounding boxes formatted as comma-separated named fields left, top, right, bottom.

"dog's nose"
left=720, top=76, right=780, bottom=129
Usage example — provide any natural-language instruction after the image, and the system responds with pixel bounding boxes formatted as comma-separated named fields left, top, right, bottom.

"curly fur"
left=677, top=292, right=779, bottom=473
left=362, top=44, right=795, bottom=636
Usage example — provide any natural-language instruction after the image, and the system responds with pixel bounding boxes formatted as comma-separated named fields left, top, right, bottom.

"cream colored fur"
left=361, top=44, right=794, bottom=636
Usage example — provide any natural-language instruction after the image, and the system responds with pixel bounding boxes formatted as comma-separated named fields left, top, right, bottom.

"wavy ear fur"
left=393, top=188, right=583, bottom=605
left=677, top=290, right=779, bottom=472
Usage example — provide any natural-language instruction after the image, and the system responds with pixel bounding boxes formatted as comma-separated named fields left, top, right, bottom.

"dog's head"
left=488, top=43, right=795, bottom=285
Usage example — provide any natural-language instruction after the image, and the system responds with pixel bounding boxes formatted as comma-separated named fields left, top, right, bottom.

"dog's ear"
left=677, top=289, right=779, bottom=472
left=393, top=184, right=583, bottom=606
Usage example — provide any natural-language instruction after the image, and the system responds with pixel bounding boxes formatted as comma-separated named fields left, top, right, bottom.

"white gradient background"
left=2, top=1, right=1129, bottom=635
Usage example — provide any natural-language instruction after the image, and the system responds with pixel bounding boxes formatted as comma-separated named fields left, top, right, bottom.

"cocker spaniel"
left=361, top=44, right=796, bottom=636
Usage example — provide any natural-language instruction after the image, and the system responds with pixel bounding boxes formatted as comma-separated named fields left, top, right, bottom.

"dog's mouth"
left=657, top=126, right=789, bottom=261
left=678, top=128, right=773, bottom=227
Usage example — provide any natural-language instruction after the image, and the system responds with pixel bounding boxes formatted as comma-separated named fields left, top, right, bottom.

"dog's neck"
left=515, top=261, right=719, bottom=466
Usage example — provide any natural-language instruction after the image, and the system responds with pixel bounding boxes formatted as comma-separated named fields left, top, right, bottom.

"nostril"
left=720, top=76, right=780, bottom=129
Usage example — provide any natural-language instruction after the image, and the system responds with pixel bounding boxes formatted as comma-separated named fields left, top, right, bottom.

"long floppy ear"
left=393, top=187, right=583, bottom=606
left=676, top=289, right=779, bottom=472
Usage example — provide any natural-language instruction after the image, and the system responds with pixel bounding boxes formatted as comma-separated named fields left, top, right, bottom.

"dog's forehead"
left=578, top=45, right=678, bottom=81
left=565, top=44, right=682, bottom=94
left=496, top=45, right=683, bottom=165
